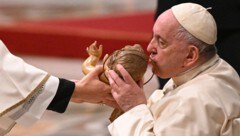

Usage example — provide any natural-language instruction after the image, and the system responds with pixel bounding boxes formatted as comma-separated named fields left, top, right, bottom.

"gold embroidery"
left=0, top=74, right=50, bottom=117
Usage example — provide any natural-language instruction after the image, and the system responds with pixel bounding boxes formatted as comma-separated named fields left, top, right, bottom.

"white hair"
left=175, top=25, right=217, bottom=59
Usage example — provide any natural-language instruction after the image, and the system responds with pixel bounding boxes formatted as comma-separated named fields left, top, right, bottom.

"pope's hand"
left=108, top=64, right=147, bottom=112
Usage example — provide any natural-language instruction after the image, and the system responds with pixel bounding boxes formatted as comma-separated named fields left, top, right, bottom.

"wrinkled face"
left=147, top=10, right=189, bottom=78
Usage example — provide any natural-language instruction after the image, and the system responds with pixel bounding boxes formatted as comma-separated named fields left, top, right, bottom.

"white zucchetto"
left=172, top=3, right=217, bottom=45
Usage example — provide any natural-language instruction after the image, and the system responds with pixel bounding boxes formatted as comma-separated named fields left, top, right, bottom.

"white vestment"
left=108, top=55, right=240, bottom=136
left=0, top=41, right=59, bottom=135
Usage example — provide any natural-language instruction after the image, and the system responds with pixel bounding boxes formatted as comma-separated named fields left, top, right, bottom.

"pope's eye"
left=154, top=35, right=167, bottom=49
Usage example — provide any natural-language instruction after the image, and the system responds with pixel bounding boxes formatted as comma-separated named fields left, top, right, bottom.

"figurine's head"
left=102, top=44, right=148, bottom=83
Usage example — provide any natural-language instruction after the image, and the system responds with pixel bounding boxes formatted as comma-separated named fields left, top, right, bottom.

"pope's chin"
left=153, top=68, right=167, bottom=79
left=150, top=61, right=161, bottom=77
left=150, top=61, right=169, bottom=79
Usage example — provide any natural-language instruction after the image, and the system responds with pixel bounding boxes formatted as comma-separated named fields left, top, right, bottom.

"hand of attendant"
left=71, top=65, right=118, bottom=108
left=108, top=64, right=147, bottom=112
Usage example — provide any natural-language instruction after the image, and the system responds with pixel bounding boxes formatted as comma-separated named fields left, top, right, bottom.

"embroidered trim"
left=9, top=85, right=45, bottom=120
left=0, top=85, right=45, bottom=135
left=0, top=74, right=50, bottom=117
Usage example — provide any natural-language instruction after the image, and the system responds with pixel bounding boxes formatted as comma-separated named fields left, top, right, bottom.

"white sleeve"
left=0, top=40, right=60, bottom=135
left=108, top=104, right=155, bottom=136
left=0, top=76, right=59, bottom=135
left=16, top=76, right=59, bottom=126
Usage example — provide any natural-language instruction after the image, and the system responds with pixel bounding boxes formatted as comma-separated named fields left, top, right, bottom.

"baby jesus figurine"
left=82, top=41, right=148, bottom=121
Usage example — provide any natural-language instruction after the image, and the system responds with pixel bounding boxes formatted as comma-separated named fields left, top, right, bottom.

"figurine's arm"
left=82, top=42, right=102, bottom=75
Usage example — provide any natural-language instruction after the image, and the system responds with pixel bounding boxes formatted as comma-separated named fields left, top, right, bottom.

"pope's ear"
left=184, top=45, right=199, bottom=67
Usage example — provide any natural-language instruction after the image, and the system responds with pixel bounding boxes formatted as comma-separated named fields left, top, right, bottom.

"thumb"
left=88, top=65, right=104, bottom=77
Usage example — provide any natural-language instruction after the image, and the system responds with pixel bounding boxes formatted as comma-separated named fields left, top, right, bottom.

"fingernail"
left=116, top=64, right=122, bottom=69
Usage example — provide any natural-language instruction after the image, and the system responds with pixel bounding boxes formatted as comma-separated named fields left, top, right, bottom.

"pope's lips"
left=149, top=53, right=155, bottom=63
left=148, top=58, right=155, bottom=68
left=149, top=52, right=157, bottom=60
left=148, top=55, right=158, bottom=69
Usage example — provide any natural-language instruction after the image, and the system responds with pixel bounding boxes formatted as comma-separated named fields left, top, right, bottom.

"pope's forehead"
left=156, top=9, right=175, bottom=22
left=154, top=10, right=180, bottom=31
